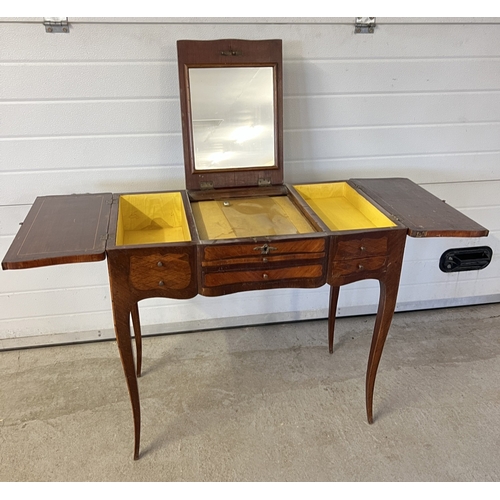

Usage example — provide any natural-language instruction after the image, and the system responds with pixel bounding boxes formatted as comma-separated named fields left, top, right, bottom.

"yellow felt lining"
left=293, top=182, right=396, bottom=231
left=191, top=196, right=314, bottom=240
left=116, top=192, right=191, bottom=246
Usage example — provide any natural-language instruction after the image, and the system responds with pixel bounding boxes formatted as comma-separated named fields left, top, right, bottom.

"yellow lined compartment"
left=294, top=182, right=396, bottom=231
left=116, top=192, right=191, bottom=246
left=191, top=196, right=315, bottom=240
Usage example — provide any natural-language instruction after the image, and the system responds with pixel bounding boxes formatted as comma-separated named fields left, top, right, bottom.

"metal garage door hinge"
left=43, top=17, right=69, bottom=33
left=355, top=17, right=376, bottom=34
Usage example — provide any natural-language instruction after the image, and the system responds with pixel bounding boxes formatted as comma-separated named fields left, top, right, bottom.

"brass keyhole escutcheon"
left=253, top=243, right=277, bottom=255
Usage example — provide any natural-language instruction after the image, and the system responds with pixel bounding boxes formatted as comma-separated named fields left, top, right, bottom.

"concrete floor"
left=1, top=303, right=499, bottom=481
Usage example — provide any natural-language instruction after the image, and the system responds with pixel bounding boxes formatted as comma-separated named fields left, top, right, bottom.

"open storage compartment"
left=115, top=192, right=192, bottom=247
left=292, top=182, right=396, bottom=232
left=191, top=195, right=315, bottom=240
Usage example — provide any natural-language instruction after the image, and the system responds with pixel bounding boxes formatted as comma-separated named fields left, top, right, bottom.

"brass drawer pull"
left=158, top=280, right=164, bottom=286
left=157, top=261, right=163, bottom=267
left=262, top=273, right=269, bottom=279
left=360, top=246, right=366, bottom=252
left=358, top=264, right=364, bottom=270
left=262, top=257, right=268, bottom=263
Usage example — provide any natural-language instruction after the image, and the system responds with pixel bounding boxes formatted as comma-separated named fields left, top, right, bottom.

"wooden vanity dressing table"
left=2, top=40, right=488, bottom=460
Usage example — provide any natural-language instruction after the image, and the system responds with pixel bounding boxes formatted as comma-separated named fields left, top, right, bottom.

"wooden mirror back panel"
left=177, top=39, right=284, bottom=191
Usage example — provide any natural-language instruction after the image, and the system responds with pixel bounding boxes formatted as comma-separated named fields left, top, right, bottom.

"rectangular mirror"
left=189, top=67, right=275, bottom=171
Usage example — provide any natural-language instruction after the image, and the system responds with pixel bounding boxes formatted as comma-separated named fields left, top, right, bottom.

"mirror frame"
left=177, top=39, right=283, bottom=191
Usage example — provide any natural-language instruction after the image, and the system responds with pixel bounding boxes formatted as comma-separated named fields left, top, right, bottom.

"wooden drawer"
left=333, top=256, right=386, bottom=278
left=203, top=264, right=324, bottom=288
left=129, top=252, right=192, bottom=291
left=201, top=251, right=326, bottom=268
left=334, top=236, right=388, bottom=260
left=202, top=238, right=326, bottom=263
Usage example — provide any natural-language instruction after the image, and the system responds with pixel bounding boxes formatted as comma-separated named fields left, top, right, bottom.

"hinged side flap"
left=349, top=178, right=489, bottom=238
left=2, top=193, right=113, bottom=270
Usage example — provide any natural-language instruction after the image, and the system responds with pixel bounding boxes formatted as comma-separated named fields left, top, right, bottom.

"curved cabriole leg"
left=131, top=302, right=142, bottom=378
left=113, top=301, right=141, bottom=460
left=365, top=278, right=399, bottom=424
left=328, top=285, right=340, bottom=354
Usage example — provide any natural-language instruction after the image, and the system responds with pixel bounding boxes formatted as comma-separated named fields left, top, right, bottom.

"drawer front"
left=204, top=264, right=324, bottom=288
left=130, top=252, right=192, bottom=291
left=334, top=236, right=388, bottom=260
left=202, top=251, right=326, bottom=268
left=203, top=238, right=326, bottom=263
left=334, top=256, right=386, bottom=278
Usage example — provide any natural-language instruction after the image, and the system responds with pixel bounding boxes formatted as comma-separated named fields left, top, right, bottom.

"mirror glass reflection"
left=189, top=67, right=275, bottom=171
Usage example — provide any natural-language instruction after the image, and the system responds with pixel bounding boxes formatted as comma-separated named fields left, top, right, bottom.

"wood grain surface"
left=350, top=178, right=489, bottom=238
left=1, top=193, right=112, bottom=270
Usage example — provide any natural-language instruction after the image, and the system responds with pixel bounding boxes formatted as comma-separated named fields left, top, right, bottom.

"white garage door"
left=1, top=18, right=499, bottom=348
